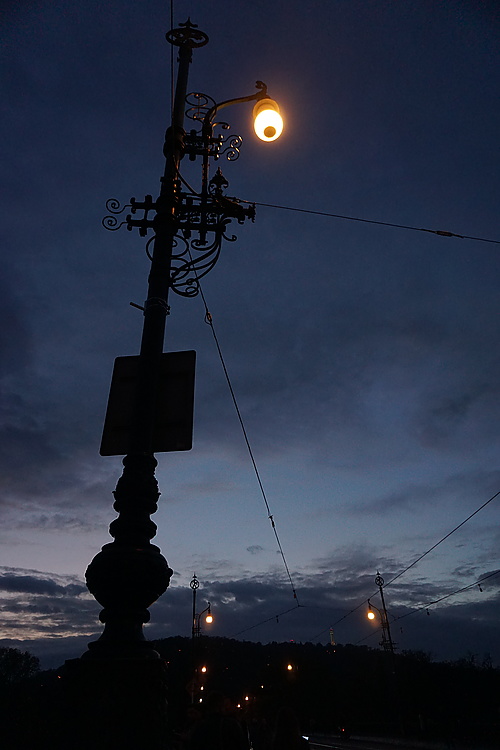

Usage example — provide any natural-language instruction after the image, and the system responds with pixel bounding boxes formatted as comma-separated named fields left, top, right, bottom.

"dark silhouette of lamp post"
left=189, top=574, right=213, bottom=703
left=58, top=18, right=283, bottom=749
left=367, top=574, right=405, bottom=735
left=367, top=572, right=397, bottom=679
left=190, top=574, right=213, bottom=641
left=367, top=572, right=396, bottom=656
left=84, top=18, right=283, bottom=660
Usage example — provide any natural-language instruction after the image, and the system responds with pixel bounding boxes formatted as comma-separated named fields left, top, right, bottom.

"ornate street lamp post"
left=84, top=18, right=283, bottom=659
left=189, top=574, right=213, bottom=703
left=190, top=574, right=213, bottom=641
left=367, top=572, right=397, bottom=681
left=58, top=19, right=282, bottom=748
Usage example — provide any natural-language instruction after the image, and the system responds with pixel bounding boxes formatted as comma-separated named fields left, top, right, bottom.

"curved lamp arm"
left=202, top=81, right=269, bottom=134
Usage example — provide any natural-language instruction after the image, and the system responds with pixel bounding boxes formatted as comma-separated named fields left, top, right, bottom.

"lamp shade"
left=253, top=98, right=283, bottom=141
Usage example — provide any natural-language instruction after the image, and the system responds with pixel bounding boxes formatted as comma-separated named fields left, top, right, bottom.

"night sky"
left=2, top=1, right=500, bottom=669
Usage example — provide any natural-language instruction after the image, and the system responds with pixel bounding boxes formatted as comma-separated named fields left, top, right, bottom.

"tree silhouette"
left=0, top=646, right=40, bottom=686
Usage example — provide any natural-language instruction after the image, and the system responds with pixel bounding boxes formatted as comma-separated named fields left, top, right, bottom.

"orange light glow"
left=253, top=98, right=283, bottom=142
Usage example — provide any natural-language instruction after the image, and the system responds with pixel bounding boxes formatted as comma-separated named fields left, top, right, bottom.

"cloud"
left=247, top=545, right=264, bottom=555
left=348, top=468, right=500, bottom=516
left=1, top=560, right=499, bottom=669
left=0, top=573, right=85, bottom=597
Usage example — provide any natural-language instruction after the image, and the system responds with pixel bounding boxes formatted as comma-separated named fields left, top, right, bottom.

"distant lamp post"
left=85, top=18, right=283, bottom=659
left=367, top=573, right=396, bottom=660
left=190, top=574, right=214, bottom=640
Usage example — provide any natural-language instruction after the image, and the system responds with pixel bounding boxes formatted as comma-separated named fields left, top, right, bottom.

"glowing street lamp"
left=253, top=98, right=283, bottom=141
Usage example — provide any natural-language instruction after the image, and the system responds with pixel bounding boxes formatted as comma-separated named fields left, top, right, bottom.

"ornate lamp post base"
left=83, top=454, right=173, bottom=659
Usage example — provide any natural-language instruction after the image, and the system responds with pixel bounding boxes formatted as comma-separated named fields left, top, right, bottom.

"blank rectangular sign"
left=100, top=350, right=196, bottom=456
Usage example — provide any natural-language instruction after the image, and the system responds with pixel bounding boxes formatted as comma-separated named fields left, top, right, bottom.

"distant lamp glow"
left=205, top=612, right=213, bottom=624
left=201, top=665, right=207, bottom=673
left=287, top=663, right=293, bottom=671
left=367, top=602, right=376, bottom=620
left=253, top=98, right=283, bottom=141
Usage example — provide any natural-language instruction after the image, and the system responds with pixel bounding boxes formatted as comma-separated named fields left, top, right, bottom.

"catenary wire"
left=174, top=172, right=499, bottom=247
left=355, top=569, right=500, bottom=646
left=230, top=604, right=302, bottom=638
left=245, top=200, right=500, bottom=245
left=201, top=298, right=299, bottom=604
left=384, top=489, right=500, bottom=589
left=395, top=569, right=500, bottom=621
left=188, top=269, right=300, bottom=605
left=169, top=175, right=500, bottom=636
left=309, top=489, right=500, bottom=642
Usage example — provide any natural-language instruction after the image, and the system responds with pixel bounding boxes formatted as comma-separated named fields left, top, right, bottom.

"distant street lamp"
left=84, top=18, right=283, bottom=659
left=190, top=574, right=214, bottom=640
left=367, top=573, right=396, bottom=667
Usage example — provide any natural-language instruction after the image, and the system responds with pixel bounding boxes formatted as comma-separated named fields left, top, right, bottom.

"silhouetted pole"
left=84, top=14, right=279, bottom=658
left=63, top=16, right=283, bottom=746
left=191, top=574, right=199, bottom=642
left=375, top=572, right=396, bottom=662
left=85, top=20, right=207, bottom=659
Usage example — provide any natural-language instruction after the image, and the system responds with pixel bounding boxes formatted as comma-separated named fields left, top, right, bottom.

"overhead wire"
left=245, top=200, right=500, bottom=245
left=171, top=171, right=499, bottom=249
left=354, top=569, right=500, bottom=647
left=394, top=568, right=500, bottom=622
left=173, top=180, right=499, bottom=636
left=308, top=488, right=500, bottom=642
left=230, top=604, right=302, bottom=638
left=167, top=134, right=499, bottom=635
left=175, top=181, right=499, bottom=637
left=187, top=263, right=300, bottom=606
left=383, top=489, right=500, bottom=589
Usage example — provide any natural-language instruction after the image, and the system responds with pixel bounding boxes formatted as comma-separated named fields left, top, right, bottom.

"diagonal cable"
left=246, top=200, right=500, bottom=245
left=384, top=490, right=500, bottom=588
left=309, top=489, right=500, bottom=641
left=230, top=604, right=301, bottom=638
left=193, top=278, right=299, bottom=604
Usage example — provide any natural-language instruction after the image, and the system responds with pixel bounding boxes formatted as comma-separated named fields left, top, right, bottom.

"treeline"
left=153, top=636, right=500, bottom=744
left=0, top=640, right=499, bottom=746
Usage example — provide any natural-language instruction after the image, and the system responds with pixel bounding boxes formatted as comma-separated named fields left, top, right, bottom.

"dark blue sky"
left=1, top=1, right=500, bottom=668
